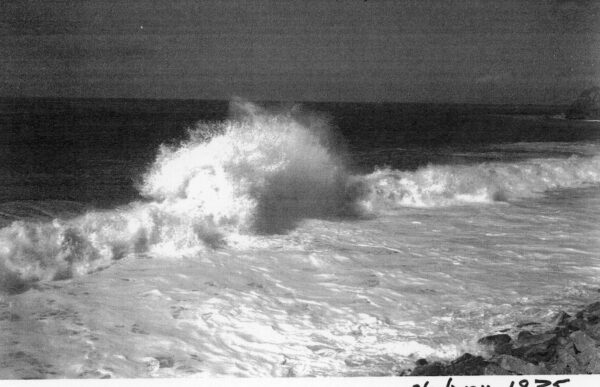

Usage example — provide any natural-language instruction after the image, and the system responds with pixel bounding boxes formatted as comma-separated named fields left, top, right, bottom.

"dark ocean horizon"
left=1, top=97, right=598, bottom=208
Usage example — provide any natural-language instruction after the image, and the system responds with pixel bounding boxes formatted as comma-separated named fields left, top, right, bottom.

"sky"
left=1, top=0, right=599, bottom=103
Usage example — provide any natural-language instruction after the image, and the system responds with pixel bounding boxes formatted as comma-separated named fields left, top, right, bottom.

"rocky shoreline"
left=405, top=301, right=600, bottom=376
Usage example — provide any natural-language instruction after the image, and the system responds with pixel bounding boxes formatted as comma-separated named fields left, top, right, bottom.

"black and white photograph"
left=1, top=0, right=600, bottom=381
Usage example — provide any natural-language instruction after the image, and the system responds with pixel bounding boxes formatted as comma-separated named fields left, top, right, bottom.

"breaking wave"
left=139, top=98, right=362, bottom=234
left=362, top=154, right=600, bottom=208
left=1, top=99, right=600, bottom=291
left=0, top=100, right=363, bottom=291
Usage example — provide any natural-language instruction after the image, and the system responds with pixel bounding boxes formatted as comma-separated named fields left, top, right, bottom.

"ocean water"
left=0, top=97, right=599, bottom=378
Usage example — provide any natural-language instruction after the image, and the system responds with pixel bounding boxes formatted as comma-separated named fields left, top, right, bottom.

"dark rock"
left=411, top=354, right=490, bottom=376
left=479, top=334, right=514, bottom=355
left=583, top=322, right=600, bottom=340
left=571, top=331, right=595, bottom=353
left=406, top=300, right=600, bottom=376
left=567, top=318, right=586, bottom=332
left=516, top=332, right=555, bottom=347
left=570, top=331, right=600, bottom=373
left=411, top=361, right=445, bottom=376
left=516, top=321, right=541, bottom=328
left=553, top=343, right=581, bottom=374
left=483, top=363, right=513, bottom=375
left=478, top=334, right=512, bottom=347
left=552, top=311, right=571, bottom=327
left=552, top=326, right=571, bottom=338
left=447, top=353, right=490, bottom=375
left=494, top=343, right=514, bottom=355
left=555, top=336, right=571, bottom=347
left=517, top=331, right=533, bottom=341
left=581, top=302, right=600, bottom=324
left=494, top=354, right=544, bottom=375
left=585, top=302, right=600, bottom=314
left=513, top=336, right=560, bottom=364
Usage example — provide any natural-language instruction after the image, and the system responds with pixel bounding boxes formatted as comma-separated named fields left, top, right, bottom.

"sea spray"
left=140, top=99, right=364, bottom=234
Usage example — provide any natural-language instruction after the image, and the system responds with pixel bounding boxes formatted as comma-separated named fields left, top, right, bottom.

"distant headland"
left=566, top=86, right=600, bottom=120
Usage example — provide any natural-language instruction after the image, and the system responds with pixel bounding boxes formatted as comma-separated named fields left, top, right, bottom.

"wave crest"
left=362, top=155, right=600, bottom=208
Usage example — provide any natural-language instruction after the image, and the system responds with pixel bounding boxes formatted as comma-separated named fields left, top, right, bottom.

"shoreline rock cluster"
left=407, top=301, right=600, bottom=376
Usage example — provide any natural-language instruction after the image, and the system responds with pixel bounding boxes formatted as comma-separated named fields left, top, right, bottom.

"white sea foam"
left=361, top=154, right=600, bottom=208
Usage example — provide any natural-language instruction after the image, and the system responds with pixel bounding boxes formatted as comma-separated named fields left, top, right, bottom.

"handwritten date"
left=411, top=377, right=571, bottom=387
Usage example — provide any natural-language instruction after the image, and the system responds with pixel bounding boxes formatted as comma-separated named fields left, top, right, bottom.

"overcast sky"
left=1, top=0, right=599, bottom=103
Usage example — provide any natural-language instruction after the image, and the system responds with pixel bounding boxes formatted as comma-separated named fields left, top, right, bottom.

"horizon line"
left=0, top=95, right=569, bottom=107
